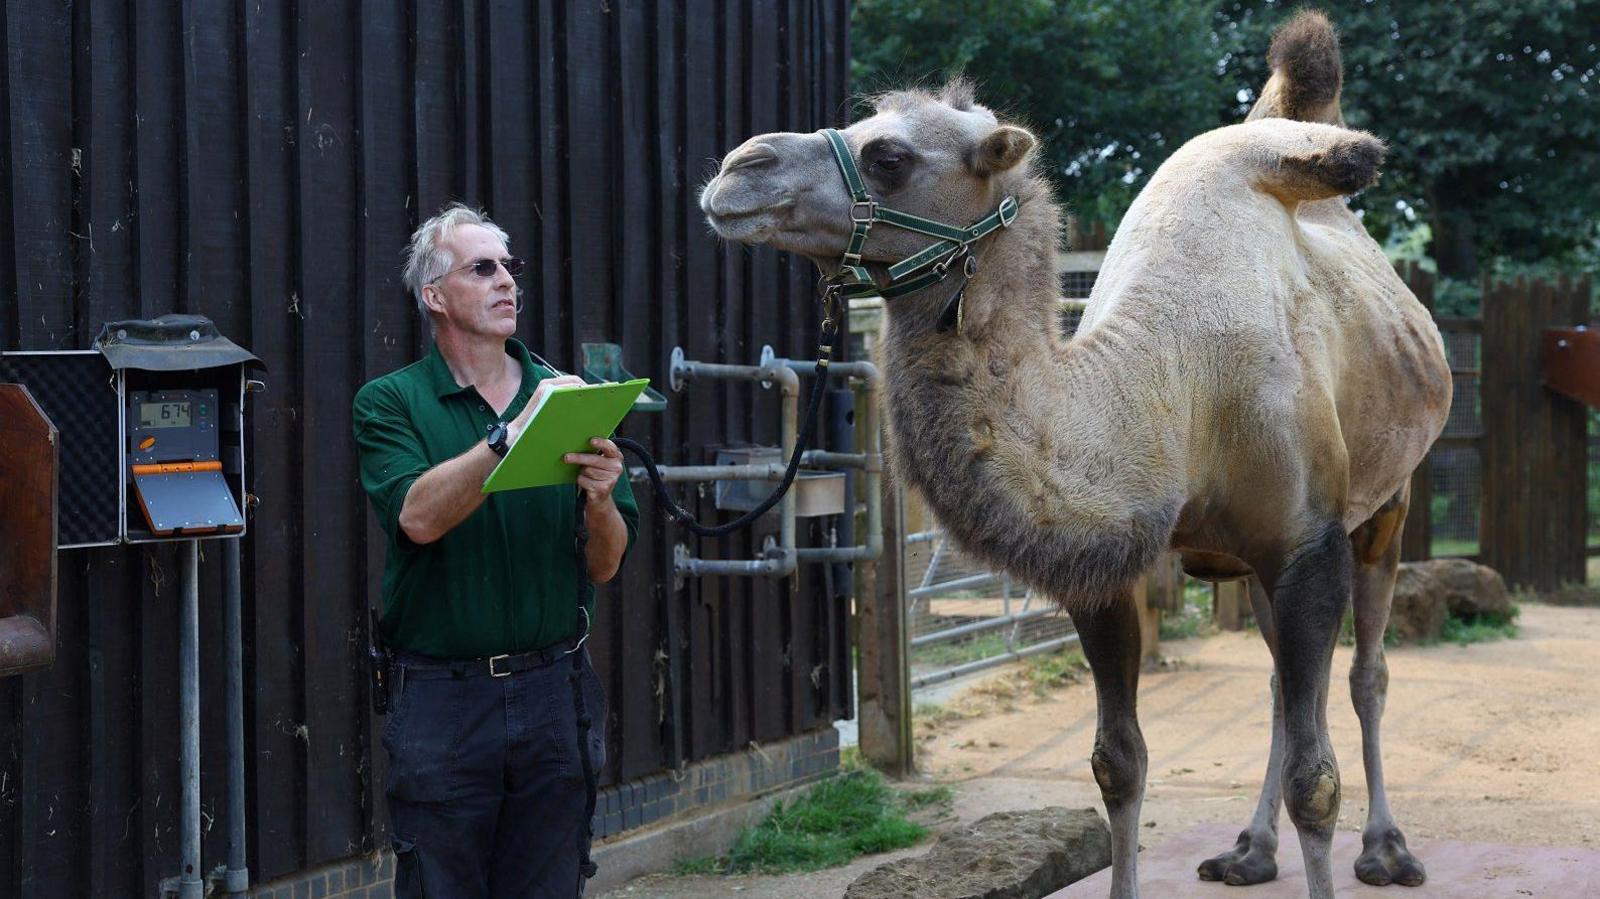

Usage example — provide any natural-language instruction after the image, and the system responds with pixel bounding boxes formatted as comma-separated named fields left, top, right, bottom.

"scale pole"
left=180, top=539, right=204, bottom=899
left=224, top=536, right=250, bottom=895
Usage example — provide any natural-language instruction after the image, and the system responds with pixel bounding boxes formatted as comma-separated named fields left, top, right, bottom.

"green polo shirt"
left=352, top=338, right=638, bottom=659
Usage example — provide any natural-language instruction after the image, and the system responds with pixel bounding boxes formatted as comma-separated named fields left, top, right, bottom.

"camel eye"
left=873, top=154, right=904, bottom=173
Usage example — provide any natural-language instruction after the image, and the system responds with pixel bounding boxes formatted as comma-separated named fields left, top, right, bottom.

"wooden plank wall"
left=0, top=2, right=852, bottom=895
left=1481, top=276, right=1592, bottom=590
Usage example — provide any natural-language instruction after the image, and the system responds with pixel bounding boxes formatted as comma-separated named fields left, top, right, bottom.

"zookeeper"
left=352, top=202, right=638, bottom=898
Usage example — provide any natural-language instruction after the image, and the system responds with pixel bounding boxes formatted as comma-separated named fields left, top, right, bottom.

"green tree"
left=1217, top=1, right=1600, bottom=279
left=851, top=0, right=1225, bottom=226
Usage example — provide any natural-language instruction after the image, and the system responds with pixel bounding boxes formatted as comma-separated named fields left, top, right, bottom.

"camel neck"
left=872, top=182, right=1182, bottom=604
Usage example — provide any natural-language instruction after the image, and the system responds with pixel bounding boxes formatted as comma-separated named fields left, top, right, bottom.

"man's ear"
left=969, top=125, right=1036, bottom=177
left=421, top=283, right=448, bottom=315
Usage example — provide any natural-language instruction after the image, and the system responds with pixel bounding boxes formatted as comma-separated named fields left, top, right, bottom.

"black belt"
left=395, top=644, right=571, bottom=680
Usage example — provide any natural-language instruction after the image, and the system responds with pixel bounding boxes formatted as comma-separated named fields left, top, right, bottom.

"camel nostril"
left=724, top=145, right=777, bottom=172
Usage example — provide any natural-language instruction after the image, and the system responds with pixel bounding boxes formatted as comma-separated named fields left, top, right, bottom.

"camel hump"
left=1248, top=9, right=1344, bottom=125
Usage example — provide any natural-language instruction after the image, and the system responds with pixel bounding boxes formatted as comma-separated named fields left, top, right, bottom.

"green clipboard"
left=481, top=378, right=650, bottom=493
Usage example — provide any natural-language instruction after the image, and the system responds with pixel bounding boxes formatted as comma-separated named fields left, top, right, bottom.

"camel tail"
left=1247, top=9, right=1344, bottom=125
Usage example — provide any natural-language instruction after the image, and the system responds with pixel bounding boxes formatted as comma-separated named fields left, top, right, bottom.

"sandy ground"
left=599, top=602, right=1600, bottom=898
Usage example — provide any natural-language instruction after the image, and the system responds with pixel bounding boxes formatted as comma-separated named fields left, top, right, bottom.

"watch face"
left=488, top=422, right=509, bottom=456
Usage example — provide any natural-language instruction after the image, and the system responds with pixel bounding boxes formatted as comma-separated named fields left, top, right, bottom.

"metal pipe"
left=794, top=545, right=878, bottom=562
left=911, top=606, right=1056, bottom=647
left=779, top=358, right=881, bottom=383
left=799, top=449, right=880, bottom=471
left=909, top=571, right=1002, bottom=600
left=779, top=367, right=797, bottom=569
left=629, top=462, right=788, bottom=483
left=223, top=537, right=249, bottom=896
left=674, top=541, right=795, bottom=578
left=861, top=370, right=883, bottom=563
left=909, top=633, right=1082, bottom=691
left=179, top=540, right=203, bottom=899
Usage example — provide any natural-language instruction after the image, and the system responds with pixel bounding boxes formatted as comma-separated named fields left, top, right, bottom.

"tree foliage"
left=852, top=0, right=1600, bottom=275
left=1216, top=1, right=1600, bottom=277
left=851, top=0, right=1225, bottom=225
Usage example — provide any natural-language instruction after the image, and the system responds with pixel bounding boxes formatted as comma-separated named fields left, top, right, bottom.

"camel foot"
left=1354, top=828, right=1426, bottom=887
left=1197, top=829, right=1279, bottom=885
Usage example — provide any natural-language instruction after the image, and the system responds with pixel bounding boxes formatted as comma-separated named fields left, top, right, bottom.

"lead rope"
left=572, top=489, right=599, bottom=895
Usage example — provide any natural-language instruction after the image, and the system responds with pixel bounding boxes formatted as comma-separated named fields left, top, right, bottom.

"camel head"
left=700, top=81, right=1037, bottom=280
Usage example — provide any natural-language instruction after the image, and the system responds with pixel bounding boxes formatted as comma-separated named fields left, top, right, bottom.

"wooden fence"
left=1400, top=265, right=1592, bottom=591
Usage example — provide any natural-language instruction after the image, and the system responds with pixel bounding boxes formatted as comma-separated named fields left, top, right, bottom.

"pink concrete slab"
left=1051, top=823, right=1600, bottom=898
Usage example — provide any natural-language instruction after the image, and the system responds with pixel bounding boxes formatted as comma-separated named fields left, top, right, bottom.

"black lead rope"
left=611, top=306, right=839, bottom=539
left=571, top=489, right=599, bottom=893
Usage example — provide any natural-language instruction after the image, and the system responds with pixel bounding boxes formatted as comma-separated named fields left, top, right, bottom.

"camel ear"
left=970, top=125, right=1035, bottom=177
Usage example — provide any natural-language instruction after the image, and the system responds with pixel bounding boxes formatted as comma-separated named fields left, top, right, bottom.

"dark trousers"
left=383, top=650, right=606, bottom=898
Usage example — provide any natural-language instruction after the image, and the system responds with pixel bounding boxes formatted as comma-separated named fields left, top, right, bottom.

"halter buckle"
left=850, top=200, right=877, bottom=223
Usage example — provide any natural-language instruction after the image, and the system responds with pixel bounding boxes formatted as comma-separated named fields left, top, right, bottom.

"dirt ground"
left=600, top=601, right=1600, bottom=898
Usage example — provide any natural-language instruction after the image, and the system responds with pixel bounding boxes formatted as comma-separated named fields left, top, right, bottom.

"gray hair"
left=402, top=203, right=513, bottom=317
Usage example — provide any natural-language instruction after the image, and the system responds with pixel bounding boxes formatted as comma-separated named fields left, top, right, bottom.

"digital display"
left=140, top=402, right=192, bottom=429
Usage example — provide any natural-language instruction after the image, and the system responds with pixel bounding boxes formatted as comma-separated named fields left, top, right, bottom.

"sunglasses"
left=432, top=256, right=526, bottom=282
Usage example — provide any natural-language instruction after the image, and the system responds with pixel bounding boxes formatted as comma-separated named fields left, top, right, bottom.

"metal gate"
left=904, top=524, right=1079, bottom=690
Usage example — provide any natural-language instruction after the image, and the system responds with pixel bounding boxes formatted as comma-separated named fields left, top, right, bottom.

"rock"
left=1388, top=560, right=1515, bottom=643
left=1389, top=565, right=1448, bottom=642
left=1406, top=559, right=1514, bottom=619
left=844, top=807, right=1111, bottom=899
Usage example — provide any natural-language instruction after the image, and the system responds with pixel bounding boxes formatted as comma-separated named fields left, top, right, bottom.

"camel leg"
left=1349, top=500, right=1427, bottom=887
left=1268, top=525, right=1350, bottom=899
left=1198, top=577, right=1286, bottom=885
left=1075, top=592, right=1149, bottom=899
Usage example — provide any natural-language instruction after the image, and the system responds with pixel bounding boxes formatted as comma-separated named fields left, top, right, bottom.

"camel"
left=699, top=11, right=1450, bottom=899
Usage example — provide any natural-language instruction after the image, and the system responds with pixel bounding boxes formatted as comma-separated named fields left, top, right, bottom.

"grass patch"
left=1430, top=537, right=1480, bottom=558
left=1020, top=648, right=1088, bottom=697
left=673, top=769, right=948, bottom=875
left=1439, top=605, right=1520, bottom=645
left=1159, top=580, right=1218, bottom=641
left=910, top=631, right=1011, bottom=669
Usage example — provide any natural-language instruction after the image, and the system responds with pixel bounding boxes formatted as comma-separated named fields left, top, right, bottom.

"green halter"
left=820, top=127, right=1018, bottom=300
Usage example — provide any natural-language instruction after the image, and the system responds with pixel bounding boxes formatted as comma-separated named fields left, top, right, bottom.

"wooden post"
left=855, top=463, right=914, bottom=777
left=1214, top=579, right=1251, bottom=631
left=1134, top=554, right=1184, bottom=662
left=1481, top=276, right=1591, bottom=591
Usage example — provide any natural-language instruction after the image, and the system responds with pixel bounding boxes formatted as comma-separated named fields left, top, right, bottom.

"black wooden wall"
left=0, top=1, right=852, bottom=895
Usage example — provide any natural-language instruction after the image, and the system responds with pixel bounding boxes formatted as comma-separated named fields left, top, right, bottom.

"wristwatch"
left=485, top=420, right=510, bottom=457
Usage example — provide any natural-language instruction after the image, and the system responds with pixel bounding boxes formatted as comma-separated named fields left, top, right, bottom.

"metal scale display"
left=0, top=314, right=262, bottom=899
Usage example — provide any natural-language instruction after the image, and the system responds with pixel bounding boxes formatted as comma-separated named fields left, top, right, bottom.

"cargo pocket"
left=391, top=834, right=426, bottom=898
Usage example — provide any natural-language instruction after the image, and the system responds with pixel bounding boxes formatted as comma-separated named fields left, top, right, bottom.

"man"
left=352, top=203, right=637, bottom=897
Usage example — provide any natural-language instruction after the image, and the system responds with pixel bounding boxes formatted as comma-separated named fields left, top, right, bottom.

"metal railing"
left=904, top=527, right=1078, bottom=690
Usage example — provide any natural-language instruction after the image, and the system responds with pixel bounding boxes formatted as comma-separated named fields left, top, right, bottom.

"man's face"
left=425, top=223, right=520, bottom=340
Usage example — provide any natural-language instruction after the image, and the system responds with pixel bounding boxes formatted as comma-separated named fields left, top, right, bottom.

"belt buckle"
left=488, top=653, right=512, bottom=678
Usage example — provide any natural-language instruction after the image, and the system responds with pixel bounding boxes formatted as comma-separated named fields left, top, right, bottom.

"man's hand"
left=565, top=438, right=625, bottom=505
left=507, top=374, right=586, bottom=444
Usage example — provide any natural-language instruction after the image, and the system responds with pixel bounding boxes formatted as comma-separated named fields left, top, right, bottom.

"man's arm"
left=567, top=438, right=630, bottom=583
left=395, top=441, right=500, bottom=544
left=400, top=374, right=586, bottom=544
